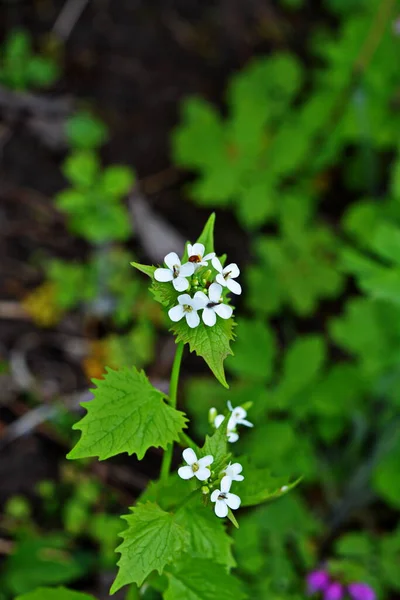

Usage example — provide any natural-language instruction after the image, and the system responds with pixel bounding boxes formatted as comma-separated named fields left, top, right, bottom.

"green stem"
left=160, top=342, right=184, bottom=482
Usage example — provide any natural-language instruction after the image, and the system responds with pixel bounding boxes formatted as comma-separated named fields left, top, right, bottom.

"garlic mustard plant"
left=67, top=215, right=294, bottom=597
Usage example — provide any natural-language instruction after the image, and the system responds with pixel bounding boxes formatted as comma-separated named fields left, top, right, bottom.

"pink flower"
left=307, top=570, right=330, bottom=594
left=324, top=582, right=344, bottom=600
left=348, top=583, right=376, bottom=600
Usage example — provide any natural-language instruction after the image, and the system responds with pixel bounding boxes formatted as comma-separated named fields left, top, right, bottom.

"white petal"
left=210, top=489, right=220, bottom=502
left=173, top=277, right=189, bottom=292
left=231, top=463, right=243, bottom=475
left=211, top=256, right=223, bottom=273
left=193, top=291, right=208, bottom=309
left=178, top=466, right=194, bottom=479
left=202, top=307, right=216, bottom=327
left=223, top=263, right=240, bottom=278
left=227, top=414, right=237, bottom=430
left=214, top=499, right=228, bottom=518
left=227, top=279, right=242, bottom=295
left=238, top=419, right=254, bottom=428
left=227, top=401, right=234, bottom=411
left=208, top=282, right=223, bottom=303
left=226, top=493, right=241, bottom=510
left=227, top=432, right=239, bottom=443
left=203, top=252, right=216, bottom=261
left=154, top=268, right=173, bottom=282
left=214, top=414, right=224, bottom=428
left=214, top=303, right=233, bottom=320
left=164, top=252, right=181, bottom=270
left=177, top=294, right=191, bottom=305
left=191, top=243, right=205, bottom=257
left=179, top=262, right=195, bottom=277
left=182, top=448, right=197, bottom=465
left=232, top=407, right=247, bottom=420
left=220, top=475, right=232, bottom=493
left=187, top=244, right=194, bottom=256
left=186, top=311, right=200, bottom=328
left=195, top=467, right=211, bottom=481
left=168, top=305, right=185, bottom=322
left=235, top=474, right=244, bottom=481
left=197, top=455, right=213, bottom=468
left=215, top=274, right=227, bottom=287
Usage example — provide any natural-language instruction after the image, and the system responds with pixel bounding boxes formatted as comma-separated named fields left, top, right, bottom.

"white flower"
left=212, top=402, right=253, bottom=443
left=212, top=257, right=241, bottom=295
left=168, top=293, right=204, bottom=328
left=154, top=252, right=194, bottom=292
left=227, top=401, right=253, bottom=429
left=178, top=448, right=213, bottom=481
left=210, top=476, right=241, bottom=518
left=194, top=283, right=233, bottom=327
left=223, top=462, right=244, bottom=482
left=187, top=243, right=215, bottom=270
left=214, top=413, right=239, bottom=443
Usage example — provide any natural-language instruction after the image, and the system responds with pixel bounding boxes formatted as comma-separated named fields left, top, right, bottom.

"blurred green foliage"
left=0, top=30, right=59, bottom=90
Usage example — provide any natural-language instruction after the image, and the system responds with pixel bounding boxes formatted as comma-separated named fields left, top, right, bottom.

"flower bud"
left=208, top=407, right=217, bottom=425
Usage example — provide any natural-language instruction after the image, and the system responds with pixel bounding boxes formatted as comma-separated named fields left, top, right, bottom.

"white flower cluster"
left=153, top=243, right=241, bottom=329
left=210, top=401, right=253, bottom=443
left=178, top=448, right=244, bottom=518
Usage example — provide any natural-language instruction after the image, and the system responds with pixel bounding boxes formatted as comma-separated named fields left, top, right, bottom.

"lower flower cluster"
left=177, top=401, right=253, bottom=518
left=307, top=570, right=375, bottom=600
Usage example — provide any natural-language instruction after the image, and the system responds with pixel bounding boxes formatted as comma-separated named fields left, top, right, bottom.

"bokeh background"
left=1, top=0, right=400, bottom=598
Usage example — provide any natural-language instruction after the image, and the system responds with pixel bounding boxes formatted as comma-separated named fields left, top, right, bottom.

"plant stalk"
left=160, top=342, right=184, bottom=482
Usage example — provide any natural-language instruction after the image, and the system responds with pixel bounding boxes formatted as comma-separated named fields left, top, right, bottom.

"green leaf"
left=171, top=318, right=235, bottom=388
left=274, top=335, right=326, bottom=407
left=238, top=457, right=299, bottom=507
left=226, top=318, right=276, bottom=383
left=67, top=367, right=187, bottom=461
left=26, top=56, right=59, bottom=87
left=130, top=262, right=156, bottom=278
left=111, top=502, right=189, bottom=593
left=175, top=496, right=235, bottom=568
left=62, top=151, right=99, bottom=188
left=16, top=588, right=95, bottom=600
left=100, top=165, right=135, bottom=198
left=372, top=435, right=400, bottom=509
left=3, top=536, right=88, bottom=595
left=200, top=414, right=230, bottom=475
left=66, top=112, right=109, bottom=149
left=194, top=212, right=215, bottom=254
left=164, top=558, right=246, bottom=600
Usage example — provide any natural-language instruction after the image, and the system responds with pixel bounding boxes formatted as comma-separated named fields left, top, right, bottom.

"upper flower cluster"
left=177, top=448, right=244, bottom=519
left=307, top=569, right=375, bottom=600
left=210, top=401, right=253, bottom=443
left=154, top=243, right=241, bottom=329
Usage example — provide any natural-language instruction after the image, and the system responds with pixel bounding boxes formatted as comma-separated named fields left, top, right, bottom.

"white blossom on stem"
left=194, top=283, right=232, bottom=327
left=214, top=413, right=239, bottom=443
left=154, top=252, right=194, bottom=292
left=168, top=294, right=204, bottom=328
left=212, top=257, right=241, bottom=295
left=187, top=243, right=215, bottom=270
left=210, top=476, right=241, bottom=518
left=227, top=401, right=253, bottom=429
left=178, top=448, right=213, bottom=481
left=223, top=462, right=244, bottom=482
